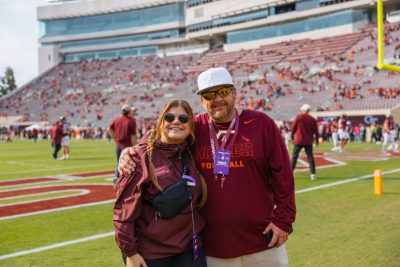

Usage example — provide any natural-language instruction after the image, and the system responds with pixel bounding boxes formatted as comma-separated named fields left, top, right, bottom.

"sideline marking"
left=0, top=232, right=114, bottom=260
left=296, top=168, right=400, bottom=194
left=2, top=168, right=400, bottom=260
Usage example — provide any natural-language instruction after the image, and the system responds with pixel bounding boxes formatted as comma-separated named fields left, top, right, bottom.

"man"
left=338, top=114, right=350, bottom=152
left=290, top=104, right=319, bottom=180
left=60, top=117, right=71, bottom=160
left=382, top=115, right=398, bottom=154
left=108, top=104, right=137, bottom=182
left=329, top=118, right=339, bottom=151
left=50, top=120, right=63, bottom=160
left=119, top=67, right=295, bottom=267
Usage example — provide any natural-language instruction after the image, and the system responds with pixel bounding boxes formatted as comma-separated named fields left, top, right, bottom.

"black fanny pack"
left=151, top=151, right=193, bottom=219
left=152, top=179, right=192, bottom=219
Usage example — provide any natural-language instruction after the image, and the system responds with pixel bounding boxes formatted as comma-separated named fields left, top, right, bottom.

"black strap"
left=181, top=150, right=189, bottom=176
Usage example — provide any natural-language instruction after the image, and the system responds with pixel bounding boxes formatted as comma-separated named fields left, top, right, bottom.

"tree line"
left=0, top=67, right=17, bottom=97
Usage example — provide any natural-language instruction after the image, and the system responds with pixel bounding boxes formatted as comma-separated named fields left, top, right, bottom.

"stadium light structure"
left=376, top=0, right=400, bottom=72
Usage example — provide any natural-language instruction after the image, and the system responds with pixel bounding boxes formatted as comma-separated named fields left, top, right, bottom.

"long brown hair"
left=147, top=99, right=207, bottom=208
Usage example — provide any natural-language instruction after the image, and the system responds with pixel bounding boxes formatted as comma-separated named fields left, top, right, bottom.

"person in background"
left=382, top=115, right=398, bottom=154
left=108, top=104, right=137, bottom=183
left=114, top=99, right=207, bottom=267
left=50, top=120, right=63, bottom=160
left=338, top=114, right=350, bottom=152
left=290, top=104, right=319, bottom=180
left=330, top=118, right=339, bottom=151
left=60, top=117, right=71, bottom=160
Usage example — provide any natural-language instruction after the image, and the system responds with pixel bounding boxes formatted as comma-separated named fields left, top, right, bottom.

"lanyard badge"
left=214, top=149, right=231, bottom=176
left=208, top=111, right=239, bottom=188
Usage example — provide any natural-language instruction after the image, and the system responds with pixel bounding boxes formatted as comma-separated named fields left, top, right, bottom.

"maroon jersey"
left=383, top=118, right=394, bottom=133
left=291, top=113, right=319, bottom=145
left=194, top=110, right=295, bottom=258
left=338, top=118, right=347, bottom=130
left=109, top=115, right=137, bottom=147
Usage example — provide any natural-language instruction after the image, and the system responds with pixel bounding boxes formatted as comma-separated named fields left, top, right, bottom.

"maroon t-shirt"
left=109, top=115, right=137, bottom=147
left=194, top=110, right=296, bottom=258
left=291, top=113, right=319, bottom=146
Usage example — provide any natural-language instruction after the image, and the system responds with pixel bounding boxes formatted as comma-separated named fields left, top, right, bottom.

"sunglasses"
left=164, top=113, right=189, bottom=124
left=201, top=87, right=233, bottom=101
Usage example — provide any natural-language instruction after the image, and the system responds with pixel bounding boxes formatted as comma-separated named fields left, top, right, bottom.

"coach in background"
left=291, top=104, right=319, bottom=180
left=107, top=104, right=137, bottom=182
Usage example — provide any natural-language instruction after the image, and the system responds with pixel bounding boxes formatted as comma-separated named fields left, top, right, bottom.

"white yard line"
left=0, top=232, right=114, bottom=260
left=1, top=168, right=400, bottom=260
left=296, top=168, right=400, bottom=194
left=0, top=164, right=113, bottom=175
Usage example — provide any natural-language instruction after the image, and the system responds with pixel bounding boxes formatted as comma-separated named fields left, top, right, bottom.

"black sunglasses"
left=164, top=113, right=189, bottom=124
left=201, top=87, right=233, bottom=101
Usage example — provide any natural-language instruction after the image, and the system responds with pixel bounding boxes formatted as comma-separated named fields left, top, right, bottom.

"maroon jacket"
left=291, top=113, right=319, bottom=146
left=113, top=139, right=205, bottom=259
left=109, top=115, right=137, bottom=147
left=194, top=110, right=296, bottom=258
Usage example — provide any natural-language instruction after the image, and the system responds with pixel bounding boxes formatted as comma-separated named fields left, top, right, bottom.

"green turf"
left=0, top=140, right=399, bottom=266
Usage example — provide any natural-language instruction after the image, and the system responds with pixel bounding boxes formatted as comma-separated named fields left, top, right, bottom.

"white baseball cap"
left=300, top=104, right=311, bottom=111
left=196, top=67, right=234, bottom=95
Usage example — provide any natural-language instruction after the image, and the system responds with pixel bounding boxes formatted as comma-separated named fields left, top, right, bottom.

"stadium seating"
left=1, top=22, right=399, bottom=127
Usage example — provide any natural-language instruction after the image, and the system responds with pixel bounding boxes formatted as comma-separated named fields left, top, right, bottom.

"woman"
left=113, top=99, right=208, bottom=267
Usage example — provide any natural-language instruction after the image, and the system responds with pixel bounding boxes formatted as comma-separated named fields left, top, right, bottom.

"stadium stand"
left=1, top=20, right=399, bottom=127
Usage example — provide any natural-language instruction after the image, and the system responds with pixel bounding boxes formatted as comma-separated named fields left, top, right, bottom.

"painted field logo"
left=0, top=170, right=115, bottom=220
left=294, top=152, right=346, bottom=172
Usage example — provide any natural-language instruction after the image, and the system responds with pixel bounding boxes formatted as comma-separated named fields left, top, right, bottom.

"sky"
left=0, top=0, right=46, bottom=87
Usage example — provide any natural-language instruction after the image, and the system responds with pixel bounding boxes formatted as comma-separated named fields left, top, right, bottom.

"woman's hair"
left=146, top=99, right=207, bottom=208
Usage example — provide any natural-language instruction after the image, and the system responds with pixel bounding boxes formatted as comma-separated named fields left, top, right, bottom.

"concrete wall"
left=38, top=45, right=62, bottom=75
left=37, top=0, right=185, bottom=20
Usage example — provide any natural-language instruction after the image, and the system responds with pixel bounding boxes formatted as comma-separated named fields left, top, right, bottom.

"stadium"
left=0, top=0, right=400, bottom=266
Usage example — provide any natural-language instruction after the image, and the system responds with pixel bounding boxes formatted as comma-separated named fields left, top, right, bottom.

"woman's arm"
left=113, top=150, right=147, bottom=257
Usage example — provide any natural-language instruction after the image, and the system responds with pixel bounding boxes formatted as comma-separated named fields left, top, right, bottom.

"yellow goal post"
left=376, top=0, right=400, bottom=72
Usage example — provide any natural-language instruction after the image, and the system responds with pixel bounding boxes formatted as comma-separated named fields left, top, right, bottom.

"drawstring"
left=190, top=201, right=199, bottom=260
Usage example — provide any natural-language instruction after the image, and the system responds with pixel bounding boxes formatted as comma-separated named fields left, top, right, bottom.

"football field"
left=0, top=140, right=399, bottom=266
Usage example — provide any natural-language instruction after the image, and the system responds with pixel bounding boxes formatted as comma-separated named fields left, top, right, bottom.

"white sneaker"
left=66, top=154, right=70, bottom=160
left=311, top=174, right=318, bottom=180
left=60, top=155, right=66, bottom=160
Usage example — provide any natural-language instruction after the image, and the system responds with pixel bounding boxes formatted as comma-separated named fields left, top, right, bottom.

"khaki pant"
left=206, top=245, right=288, bottom=267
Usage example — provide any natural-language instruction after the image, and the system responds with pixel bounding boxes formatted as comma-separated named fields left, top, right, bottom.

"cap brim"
left=197, top=84, right=233, bottom=95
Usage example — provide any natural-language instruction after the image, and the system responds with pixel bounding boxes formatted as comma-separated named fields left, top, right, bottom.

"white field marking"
left=0, top=183, right=111, bottom=193
left=0, top=176, right=114, bottom=192
left=0, top=231, right=115, bottom=260
left=295, top=156, right=346, bottom=172
left=1, top=168, right=400, bottom=260
left=0, top=174, right=113, bottom=184
left=0, top=164, right=113, bottom=175
left=0, top=189, right=89, bottom=207
left=0, top=199, right=115, bottom=221
left=295, top=168, right=400, bottom=194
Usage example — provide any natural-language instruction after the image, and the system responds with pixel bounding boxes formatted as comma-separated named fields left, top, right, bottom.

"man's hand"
left=263, top=223, right=289, bottom=248
left=126, top=253, right=148, bottom=267
left=118, top=146, right=137, bottom=177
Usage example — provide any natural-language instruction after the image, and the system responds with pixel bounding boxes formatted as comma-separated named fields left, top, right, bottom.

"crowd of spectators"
left=0, top=22, right=399, bottom=127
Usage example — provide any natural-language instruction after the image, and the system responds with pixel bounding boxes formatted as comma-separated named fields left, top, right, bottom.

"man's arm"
left=107, top=127, right=114, bottom=139
left=314, top=119, right=319, bottom=146
left=265, top=117, right=296, bottom=247
left=130, top=134, right=137, bottom=146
